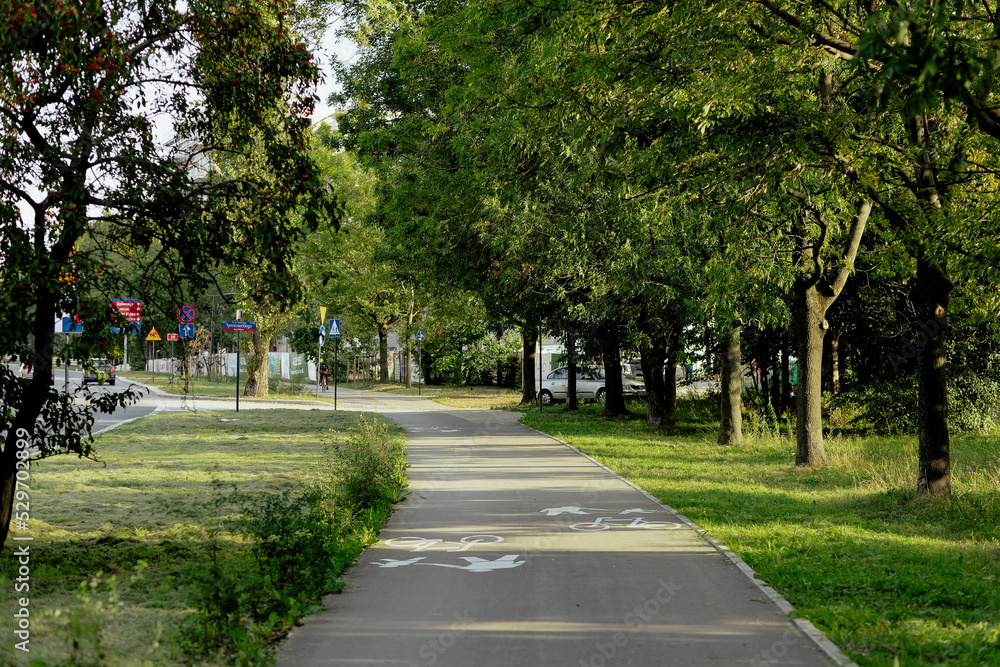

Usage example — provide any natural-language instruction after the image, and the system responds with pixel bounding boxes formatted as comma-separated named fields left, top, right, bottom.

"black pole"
left=236, top=330, right=240, bottom=413
left=538, top=327, right=543, bottom=412
left=334, top=336, right=339, bottom=410
left=418, top=340, right=422, bottom=395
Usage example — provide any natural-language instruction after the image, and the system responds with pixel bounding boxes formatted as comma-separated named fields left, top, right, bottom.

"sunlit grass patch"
left=0, top=409, right=396, bottom=666
left=341, top=381, right=523, bottom=409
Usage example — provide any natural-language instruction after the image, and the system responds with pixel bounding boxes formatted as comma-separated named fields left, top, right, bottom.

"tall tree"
left=0, top=0, right=335, bottom=545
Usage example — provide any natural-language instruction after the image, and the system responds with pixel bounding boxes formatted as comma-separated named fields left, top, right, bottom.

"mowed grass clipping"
left=119, top=371, right=314, bottom=399
left=0, top=408, right=365, bottom=666
left=521, top=401, right=1000, bottom=667
left=339, top=382, right=522, bottom=410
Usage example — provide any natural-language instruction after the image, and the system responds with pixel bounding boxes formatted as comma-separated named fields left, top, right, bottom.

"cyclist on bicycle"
left=319, top=359, right=329, bottom=390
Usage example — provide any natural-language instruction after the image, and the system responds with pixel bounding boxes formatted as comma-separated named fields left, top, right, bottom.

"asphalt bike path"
left=278, top=388, right=853, bottom=667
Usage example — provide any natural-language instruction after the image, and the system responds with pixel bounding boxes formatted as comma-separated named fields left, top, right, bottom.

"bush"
left=834, top=370, right=1000, bottom=436
left=185, top=415, right=407, bottom=664
left=332, top=415, right=407, bottom=511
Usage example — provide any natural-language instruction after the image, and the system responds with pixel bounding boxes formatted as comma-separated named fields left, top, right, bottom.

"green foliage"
left=459, top=332, right=521, bottom=387
left=331, top=416, right=407, bottom=512
left=183, top=415, right=405, bottom=664
left=832, top=376, right=920, bottom=436
left=0, top=0, right=339, bottom=545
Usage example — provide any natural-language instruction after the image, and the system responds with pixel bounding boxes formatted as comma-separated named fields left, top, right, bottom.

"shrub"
left=332, top=416, right=406, bottom=512
left=184, top=415, right=406, bottom=664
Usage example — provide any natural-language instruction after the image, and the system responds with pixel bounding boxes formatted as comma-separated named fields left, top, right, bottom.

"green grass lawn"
left=0, top=409, right=373, bottom=666
left=520, top=400, right=1000, bottom=666
left=351, top=382, right=522, bottom=409
left=119, top=371, right=314, bottom=399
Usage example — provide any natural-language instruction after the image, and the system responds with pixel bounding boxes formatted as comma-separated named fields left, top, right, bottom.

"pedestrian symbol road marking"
left=539, top=506, right=655, bottom=516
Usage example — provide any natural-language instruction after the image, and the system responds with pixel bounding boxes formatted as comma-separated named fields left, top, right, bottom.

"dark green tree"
left=0, top=0, right=338, bottom=545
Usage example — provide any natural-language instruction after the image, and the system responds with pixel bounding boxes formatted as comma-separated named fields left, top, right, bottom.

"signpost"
left=330, top=319, right=341, bottom=409
left=167, top=332, right=179, bottom=363
left=537, top=320, right=543, bottom=412
left=416, top=331, right=424, bottom=396
left=317, top=324, right=326, bottom=398
left=221, top=320, right=257, bottom=412
left=146, top=327, right=161, bottom=382
left=112, top=299, right=142, bottom=371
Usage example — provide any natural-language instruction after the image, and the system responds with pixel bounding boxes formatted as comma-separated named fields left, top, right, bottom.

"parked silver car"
left=539, top=366, right=645, bottom=405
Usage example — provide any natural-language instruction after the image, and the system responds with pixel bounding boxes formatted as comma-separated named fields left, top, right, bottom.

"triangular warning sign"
left=146, top=327, right=162, bottom=341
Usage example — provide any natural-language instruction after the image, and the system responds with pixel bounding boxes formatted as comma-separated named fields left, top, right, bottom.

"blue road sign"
left=60, top=316, right=83, bottom=333
left=416, top=331, right=425, bottom=341
left=110, top=323, right=140, bottom=335
left=179, top=323, right=195, bottom=338
left=329, top=319, right=341, bottom=337
left=221, top=320, right=257, bottom=332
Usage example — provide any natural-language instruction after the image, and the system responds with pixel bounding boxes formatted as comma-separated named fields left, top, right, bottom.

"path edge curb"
left=520, top=422, right=860, bottom=667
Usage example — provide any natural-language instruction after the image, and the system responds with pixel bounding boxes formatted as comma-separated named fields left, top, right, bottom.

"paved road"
left=10, top=367, right=342, bottom=435
left=278, top=389, right=852, bottom=667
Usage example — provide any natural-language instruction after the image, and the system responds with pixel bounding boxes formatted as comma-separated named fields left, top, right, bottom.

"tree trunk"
left=791, top=198, right=870, bottom=466
left=916, top=258, right=952, bottom=497
left=794, top=286, right=827, bottom=466
left=641, top=337, right=668, bottom=429
left=829, top=324, right=842, bottom=395
left=378, top=323, right=389, bottom=383
left=243, top=330, right=270, bottom=397
left=566, top=329, right=578, bottom=411
left=665, top=355, right=678, bottom=429
left=665, top=325, right=682, bottom=429
left=1, top=300, right=56, bottom=547
left=405, top=337, right=412, bottom=389
left=520, top=326, right=537, bottom=405
left=759, top=347, right=771, bottom=409
left=600, top=326, right=628, bottom=418
left=717, top=324, right=743, bottom=446
left=780, top=339, right=791, bottom=413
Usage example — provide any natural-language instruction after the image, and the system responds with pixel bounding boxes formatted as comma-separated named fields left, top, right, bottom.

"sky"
left=15, top=21, right=357, bottom=228
left=311, top=28, right=358, bottom=129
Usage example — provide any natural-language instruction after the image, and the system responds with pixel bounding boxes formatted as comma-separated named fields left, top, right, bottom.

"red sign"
left=111, top=299, right=142, bottom=323
left=167, top=333, right=179, bottom=341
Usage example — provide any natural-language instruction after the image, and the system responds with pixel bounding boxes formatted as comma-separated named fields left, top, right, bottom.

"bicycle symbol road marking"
left=568, top=517, right=682, bottom=532
left=538, top=506, right=682, bottom=531
left=384, top=535, right=504, bottom=552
